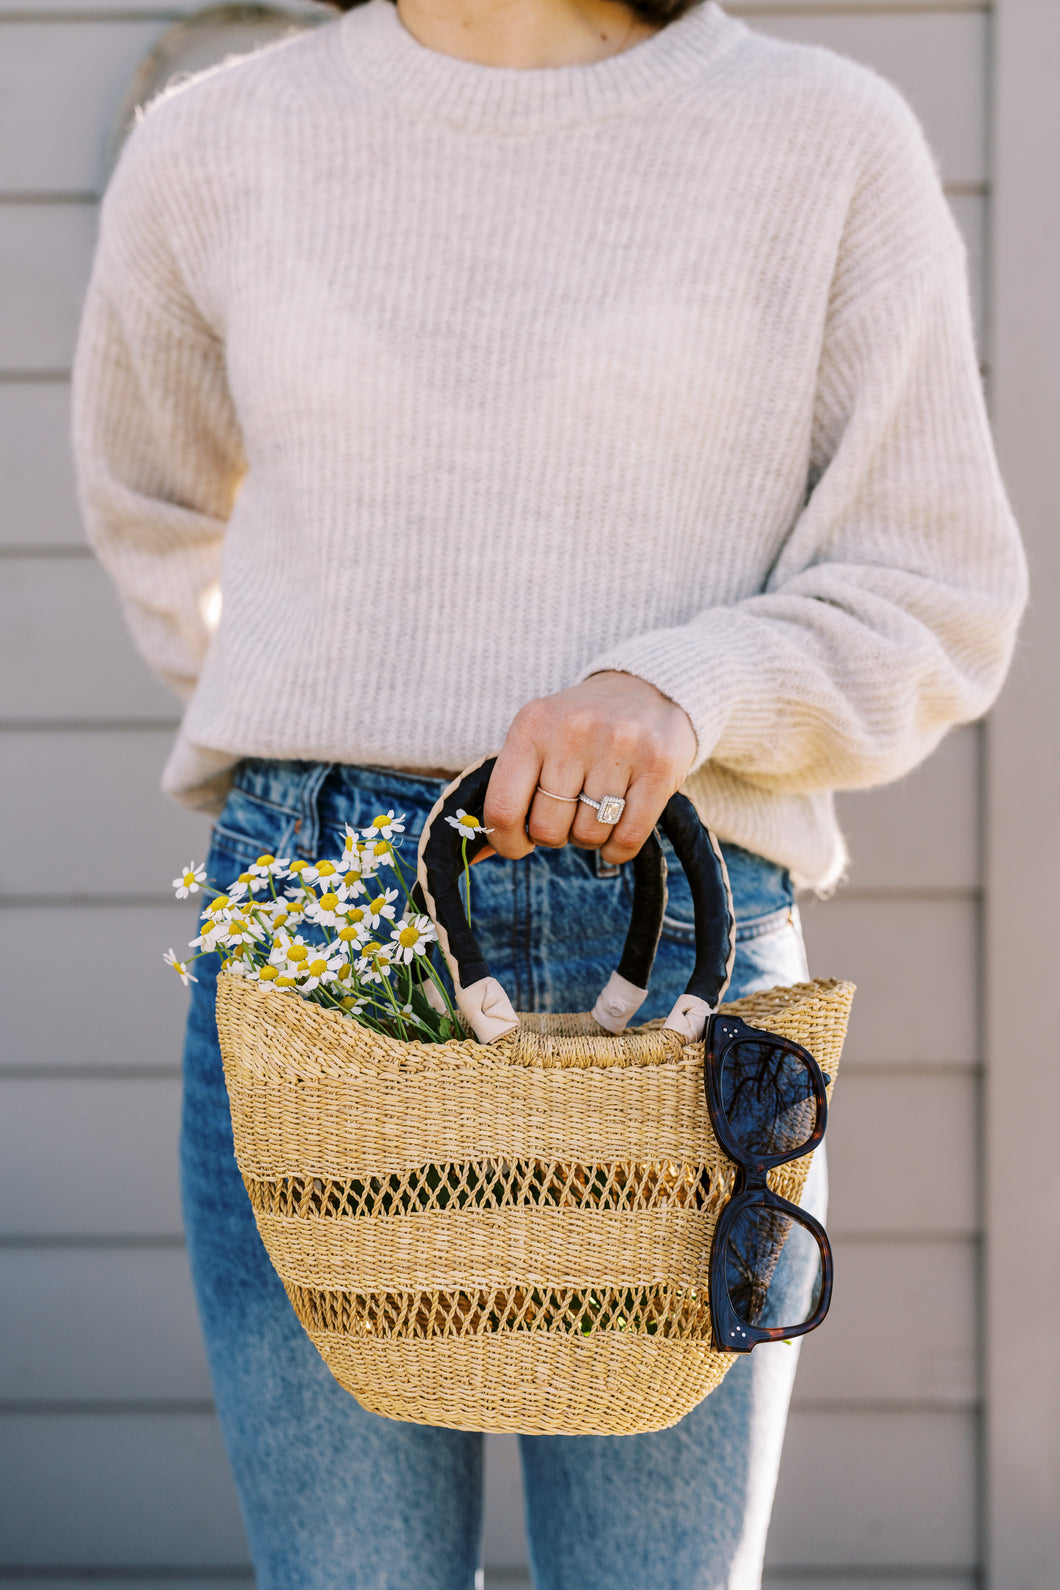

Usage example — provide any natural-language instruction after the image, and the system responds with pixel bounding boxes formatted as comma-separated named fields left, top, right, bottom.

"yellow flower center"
left=289, top=859, right=309, bottom=874
left=256, top=854, right=275, bottom=866
left=344, top=871, right=361, bottom=887
left=369, top=895, right=387, bottom=914
left=340, top=996, right=358, bottom=1010
left=273, top=911, right=288, bottom=927
left=182, top=871, right=197, bottom=887
left=370, top=815, right=390, bottom=830
left=459, top=814, right=479, bottom=831
left=398, top=925, right=422, bottom=949
left=238, top=871, right=253, bottom=883
left=338, top=962, right=354, bottom=980
left=338, top=925, right=359, bottom=941
left=315, top=861, right=336, bottom=877
left=318, top=892, right=338, bottom=911
left=372, top=841, right=391, bottom=857
left=287, top=944, right=308, bottom=963
left=362, top=941, right=381, bottom=957
left=307, top=959, right=328, bottom=977
left=259, top=965, right=278, bottom=981
left=208, top=895, right=229, bottom=914
left=276, top=975, right=297, bottom=987
left=169, top=959, right=186, bottom=974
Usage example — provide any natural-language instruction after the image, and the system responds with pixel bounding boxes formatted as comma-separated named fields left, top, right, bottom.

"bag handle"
left=417, top=756, right=736, bottom=1045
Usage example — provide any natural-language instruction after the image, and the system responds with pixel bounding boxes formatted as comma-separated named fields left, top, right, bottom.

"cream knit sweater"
left=73, top=0, right=1027, bottom=889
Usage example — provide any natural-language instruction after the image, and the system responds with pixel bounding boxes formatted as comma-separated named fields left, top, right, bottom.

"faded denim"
left=181, top=760, right=825, bottom=1590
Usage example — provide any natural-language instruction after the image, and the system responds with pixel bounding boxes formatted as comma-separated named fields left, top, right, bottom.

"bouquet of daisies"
left=164, top=808, right=489, bottom=1043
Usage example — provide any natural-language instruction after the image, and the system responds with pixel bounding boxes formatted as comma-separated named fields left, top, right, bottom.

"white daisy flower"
left=444, top=810, right=493, bottom=840
left=339, top=995, right=367, bottom=1015
left=269, top=931, right=304, bottom=968
left=363, top=887, right=400, bottom=928
left=230, top=867, right=270, bottom=894
left=353, top=836, right=395, bottom=871
left=356, top=942, right=395, bottom=983
left=172, top=863, right=206, bottom=899
left=339, top=823, right=367, bottom=862
left=249, top=853, right=287, bottom=880
left=223, top=956, right=256, bottom=979
left=223, top=914, right=266, bottom=947
left=286, top=858, right=318, bottom=886
left=334, top=906, right=370, bottom=944
left=163, top=947, right=198, bottom=986
left=389, top=915, right=437, bottom=964
left=305, top=884, right=350, bottom=928
left=190, top=918, right=227, bottom=951
left=298, top=952, right=342, bottom=993
left=362, top=810, right=406, bottom=842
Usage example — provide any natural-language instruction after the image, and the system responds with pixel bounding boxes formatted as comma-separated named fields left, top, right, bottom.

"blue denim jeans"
left=181, top=761, right=825, bottom=1590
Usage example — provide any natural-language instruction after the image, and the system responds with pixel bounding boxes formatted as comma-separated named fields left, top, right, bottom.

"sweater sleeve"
left=72, top=122, right=245, bottom=702
left=580, top=103, right=1028, bottom=795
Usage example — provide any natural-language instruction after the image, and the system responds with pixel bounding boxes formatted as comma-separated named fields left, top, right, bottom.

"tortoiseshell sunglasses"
left=705, top=1012, right=834, bottom=1353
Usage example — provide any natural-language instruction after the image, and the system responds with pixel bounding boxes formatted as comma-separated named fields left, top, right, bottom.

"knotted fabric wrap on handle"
left=417, top=756, right=736, bottom=1043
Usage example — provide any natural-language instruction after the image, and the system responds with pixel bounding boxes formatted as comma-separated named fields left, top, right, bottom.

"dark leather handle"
left=417, top=758, right=735, bottom=1042
left=656, top=793, right=736, bottom=1015
left=417, top=757, right=668, bottom=989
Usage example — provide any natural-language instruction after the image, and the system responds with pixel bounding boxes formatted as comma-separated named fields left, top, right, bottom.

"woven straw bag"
left=217, top=759, right=854, bottom=1435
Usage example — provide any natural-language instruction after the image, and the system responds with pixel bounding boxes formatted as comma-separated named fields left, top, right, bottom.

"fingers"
left=484, top=676, right=697, bottom=864
left=528, top=753, right=597, bottom=847
left=483, top=731, right=540, bottom=861
left=591, top=773, right=670, bottom=865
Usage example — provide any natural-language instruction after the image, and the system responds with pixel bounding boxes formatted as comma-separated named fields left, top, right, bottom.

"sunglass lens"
left=719, top=1039, right=821, bottom=1159
left=722, top=1204, right=825, bottom=1331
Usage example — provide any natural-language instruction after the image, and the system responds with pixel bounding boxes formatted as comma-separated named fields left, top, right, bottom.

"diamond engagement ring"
left=578, top=793, right=627, bottom=826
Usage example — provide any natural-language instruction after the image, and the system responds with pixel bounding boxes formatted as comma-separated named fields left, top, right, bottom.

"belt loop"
left=293, top=763, right=334, bottom=859
left=594, top=850, right=622, bottom=880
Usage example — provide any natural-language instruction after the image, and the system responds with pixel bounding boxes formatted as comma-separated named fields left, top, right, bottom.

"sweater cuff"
left=577, top=615, right=750, bottom=774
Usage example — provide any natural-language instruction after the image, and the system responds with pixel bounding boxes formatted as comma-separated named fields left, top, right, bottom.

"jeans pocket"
left=209, top=787, right=300, bottom=880
left=728, top=907, right=809, bottom=1000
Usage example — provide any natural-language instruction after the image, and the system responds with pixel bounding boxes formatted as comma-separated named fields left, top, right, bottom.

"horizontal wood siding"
left=0, top=1, right=997, bottom=1585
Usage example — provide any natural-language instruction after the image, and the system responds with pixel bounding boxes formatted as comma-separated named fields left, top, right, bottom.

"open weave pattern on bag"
left=216, top=975, right=854, bottom=1432
left=244, top=1156, right=724, bottom=1218
left=288, top=1279, right=712, bottom=1339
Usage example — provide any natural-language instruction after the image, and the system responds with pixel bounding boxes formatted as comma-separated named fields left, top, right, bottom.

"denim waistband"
left=230, top=757, right=793, bottom=917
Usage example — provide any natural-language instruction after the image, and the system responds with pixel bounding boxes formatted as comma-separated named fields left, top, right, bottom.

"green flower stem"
left=419, top=950, right=458, bottom=1018
left=386, top=846, right=419, bottom=911
left=375, top=966, right=410, bottom=1040
left=461, top=837, right=472, bottom=927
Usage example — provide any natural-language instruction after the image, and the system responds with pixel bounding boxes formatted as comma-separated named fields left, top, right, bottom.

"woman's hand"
left=483, top=671, right=698, bottom=866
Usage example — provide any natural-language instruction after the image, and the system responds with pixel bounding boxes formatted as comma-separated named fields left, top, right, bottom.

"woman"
left=72, top=0, right=1027, bottom=1582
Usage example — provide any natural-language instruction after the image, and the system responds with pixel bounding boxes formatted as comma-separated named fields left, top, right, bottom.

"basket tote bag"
left=216, top=757, right=853, bottom=1435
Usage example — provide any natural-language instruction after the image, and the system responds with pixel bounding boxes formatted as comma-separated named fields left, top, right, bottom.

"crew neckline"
left=338, top=0, right=744, bottom=132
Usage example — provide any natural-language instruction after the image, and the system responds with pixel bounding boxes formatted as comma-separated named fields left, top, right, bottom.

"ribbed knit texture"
left=72, top=0, right=1027, bottom=889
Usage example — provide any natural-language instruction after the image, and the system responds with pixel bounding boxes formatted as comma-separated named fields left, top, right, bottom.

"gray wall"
left=1, top=1, right=1055, bottom=1586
